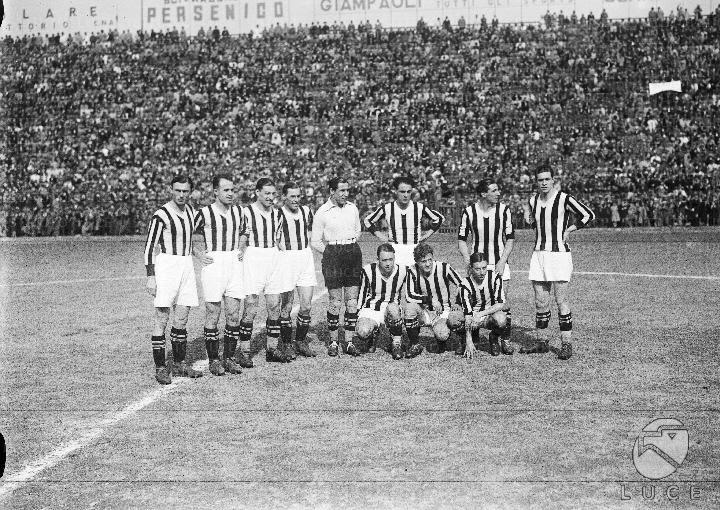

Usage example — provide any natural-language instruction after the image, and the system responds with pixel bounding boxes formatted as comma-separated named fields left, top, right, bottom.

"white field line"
left=512, top=269, right=720, bottom=281
left=3, top=269, right=719, bottom=288
left=0, top=276, right=145, bottom=288
left=0, top=288, right=328, bottom=500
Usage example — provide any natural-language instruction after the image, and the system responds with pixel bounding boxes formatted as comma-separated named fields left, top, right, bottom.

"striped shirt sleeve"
left=446, top=264, right=464, bottom=288
left=363, top=204, right=385, bottom=230
left=404, top=270, right=427, bottom=304
left=527, top=196, right=537, bottom=228
left=566, top=194, right=595, bottom=229
left=143, top=213, right=164, bottom=276
left=457, top=207, right=470, bottom=241
left=358, top=267, right=370, bottom=308
left=493, top=278, right=504, bottom=304
left=193, top=209, right=204, bottom=233
left=458, top=284, right=474, bottom=316
left=422, top=205, right=445, bottom=227
left=306, top=207, right=314, bottom=231
left=504, top=206, right=515, bottom=239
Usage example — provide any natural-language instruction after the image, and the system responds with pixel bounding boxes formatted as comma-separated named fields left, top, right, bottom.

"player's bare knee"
left=434, top=322, right=451, bottom=342
left=386, top=303, right=402, bottom=321
left=328, top=296, right=342, bottom=315
left=447, top=311, right=464, bottom=331
left=345, top=298, right=358, bottom=314
left=355, top=319, right=374, bottom=339
left=493, top=312, right=507, bottom=330
left=154, top=307, right=170, bottom=328
left=404, top=302, right=420, bottom=319
left=242, top=295, right=259, bottom=321
left=557, top=302, right=571, bottom=316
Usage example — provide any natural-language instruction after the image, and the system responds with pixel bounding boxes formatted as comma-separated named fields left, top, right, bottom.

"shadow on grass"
left=186, top=323, right=553, bottom=361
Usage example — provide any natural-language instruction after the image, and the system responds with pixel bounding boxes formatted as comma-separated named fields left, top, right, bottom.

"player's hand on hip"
left=494, top=261, right=505, bottom=278
left=146, top=276, right=157, bottom=297
left=237, top=249, right=245, bottom=261
left=200, top=251, right=214, bottom=265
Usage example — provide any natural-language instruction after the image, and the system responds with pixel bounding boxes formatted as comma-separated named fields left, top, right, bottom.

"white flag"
left=648, top=80, right=682, bottom=95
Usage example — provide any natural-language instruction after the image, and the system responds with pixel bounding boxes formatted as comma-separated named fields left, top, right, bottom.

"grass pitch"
left=1, top=229, right=719, bottom=509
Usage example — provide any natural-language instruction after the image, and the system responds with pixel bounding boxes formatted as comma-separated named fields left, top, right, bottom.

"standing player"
left=522, top=163, right=595, bottom=360
left=310, top=176, right=363, bottom=357
left=277, top=182, right=317, bottom=359
left=404, top=242, right=464, bottom=355
left=144, top=175, right=203, bottom=385
left=447, top=252, right=508, bottom=359
left=193, top=173, right=246, bottom=376
left=457, top=179, right=515, bottom=354
left=236, top=177, right=292, bottom=364
left=364, top=176, right=445, bottom=268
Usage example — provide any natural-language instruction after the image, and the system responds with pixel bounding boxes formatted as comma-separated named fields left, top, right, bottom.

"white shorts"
left=200, top=251, right=244, bottom=302
left=420, top=308, right=450, bottom=327
left=243, top=246, right=286, bottom=295
left=358, top=302, right=389, bottom=327
left=528, top=251, right=573, bottom=282
left=487, top=263, right=511, bottom=281
left=153, top=253, right=198, bottom=308
left=392, top=243, right=417, bottom=268
left=276, top=248, right=317, bottom=290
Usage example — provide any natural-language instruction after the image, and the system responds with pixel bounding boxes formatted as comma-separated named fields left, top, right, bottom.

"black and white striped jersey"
left=194, top=204, right=246, bottom=252
left=457, top=203, right=514, bottom=265
left=358, top=263, right=424, bottom=311
left=242, top=203, right=280, bottom=249
left=528, top=191, right=595, bottom=252
left=363, top=201, right=445, bottom=244
left=278, top=205, right=313, bottom=251
left=144, top=202, right=196, bottom=276
left=456, top=275, right=504, bottom=315
left=406, top=262, right=463, bottom=311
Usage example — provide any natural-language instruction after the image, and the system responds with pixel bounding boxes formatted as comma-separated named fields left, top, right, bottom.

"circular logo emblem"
left=633, top=418, right=689, bottom=479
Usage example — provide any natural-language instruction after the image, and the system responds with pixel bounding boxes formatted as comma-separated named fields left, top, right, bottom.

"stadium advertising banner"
left=0, top=0, right=125, bottom=36
left=141, top=0, right=292, bottom=34
left=138, top=0, right=719, bottom=34
left=2, top=0, right=718, bottom=36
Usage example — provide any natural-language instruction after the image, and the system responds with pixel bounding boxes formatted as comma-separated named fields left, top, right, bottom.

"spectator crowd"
left=1, top=5, right=719, bottom=237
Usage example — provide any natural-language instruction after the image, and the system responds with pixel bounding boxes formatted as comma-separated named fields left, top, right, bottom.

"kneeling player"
left=447, top=252, right=510, bottom=359
left=404, top=242, right=463, bottom=356
left=355, top=243, right=422, bottom=359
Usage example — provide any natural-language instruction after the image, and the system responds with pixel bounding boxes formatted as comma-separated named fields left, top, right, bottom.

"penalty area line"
left=0, top=289, right=328, bottom=501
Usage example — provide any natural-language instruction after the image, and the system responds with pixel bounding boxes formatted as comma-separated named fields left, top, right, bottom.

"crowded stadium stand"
left=1, top=5, right=719, bottom=237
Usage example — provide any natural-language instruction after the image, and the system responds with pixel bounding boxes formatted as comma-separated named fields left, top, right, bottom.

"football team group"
left=144, top=164, right=595, bottom=385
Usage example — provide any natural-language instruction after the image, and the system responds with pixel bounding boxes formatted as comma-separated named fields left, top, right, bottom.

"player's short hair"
left=469, top=252, right=487, bottom=265
left=377, top=243, right=395, bottom=257
left=212, top=173, right=233, bottom=189
left=393, top=176, right=415, bottom=190
left=282, top=181, right=300, bottom=195
left=476, top=178, right=492, bottom=195
left=535, top=161, right=553, bottom=178
left=328, top=176, right=348, bottom=191
left=171, top=174, right=194, bottom=189
left=413, top=242, right=434, bottom=261
left=255, top=177, right=275, bottom=191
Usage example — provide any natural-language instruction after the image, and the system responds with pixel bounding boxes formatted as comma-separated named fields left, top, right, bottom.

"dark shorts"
left=322, top=243, right=363, bottom=290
